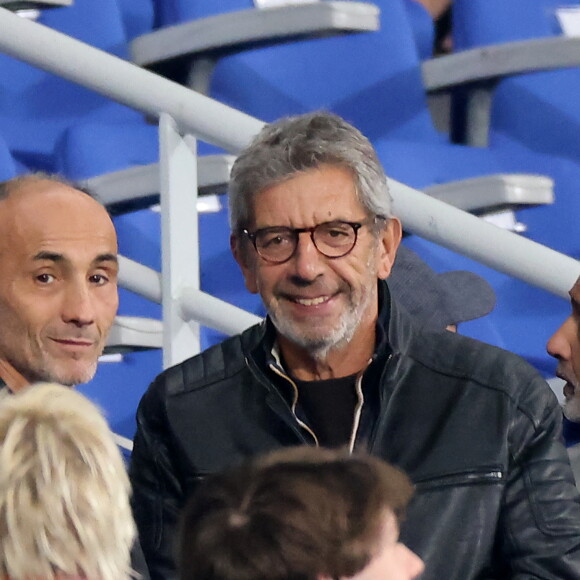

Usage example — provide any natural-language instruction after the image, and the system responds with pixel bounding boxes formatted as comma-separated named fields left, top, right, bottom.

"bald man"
left=0, top=174, right=118, bottom=393
left=0, top=174, right=151, bottom=579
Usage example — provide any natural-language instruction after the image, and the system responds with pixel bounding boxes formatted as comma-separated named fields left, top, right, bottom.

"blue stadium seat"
left=448, top=0, right=580, bottom=278
left=403, top=0, right=436, bottom=59
left=0, top=0, right=143, bottom=170
left=453, top=0, right=580, bottom=167
left=77, top=349, right=163, bottom=440
left=115, top=0, right=155, bottom=40
left=56, top=121, right=159, bottom=180
left=0, top=134, right=18, bottom=181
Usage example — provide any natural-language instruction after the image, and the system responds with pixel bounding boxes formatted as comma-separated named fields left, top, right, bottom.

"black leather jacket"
left=130, top=282, right=580, bottom=580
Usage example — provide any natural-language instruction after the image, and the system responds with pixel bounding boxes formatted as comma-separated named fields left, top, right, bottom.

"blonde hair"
left=0, top=383, right=135, bottom=580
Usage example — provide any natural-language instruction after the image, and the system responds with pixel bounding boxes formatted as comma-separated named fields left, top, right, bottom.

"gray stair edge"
left=82, top=154, right=236, bottom=207
left=0, top=0, right=71, bottom=8
left=130, top=1, right=379, bottom=68
left=105, top=315, right=163, bottom=353
left=422, top=36, right=580, bottom=92
left=423, top=173, right=554, bottom=214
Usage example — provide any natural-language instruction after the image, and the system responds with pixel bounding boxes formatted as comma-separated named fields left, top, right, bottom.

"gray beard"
left=270, top=285, right=373, bottom=361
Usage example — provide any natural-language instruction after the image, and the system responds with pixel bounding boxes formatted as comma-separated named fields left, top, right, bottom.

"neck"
left=278, top=321, right=376, bottom=381
left=0, top=359, right=30, bottom=393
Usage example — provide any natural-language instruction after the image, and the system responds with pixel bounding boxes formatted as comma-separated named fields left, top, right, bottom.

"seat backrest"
left=116, top=0, right=156, bottom=40
left=0, top=0, right=140, bottom=170
left=452, top=0, right=580, bottom=169
left=453, top=0, right=565, bottom=49
left=159, top=0, right=440, bottom=144
left=154, top=0, right=253, bottom=23
left=0, top=134, right=17, bottom=181
left=403, top=0, right=436, bottom=59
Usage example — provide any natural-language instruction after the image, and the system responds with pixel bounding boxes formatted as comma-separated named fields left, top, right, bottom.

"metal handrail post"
left=159, top=114, right=202, bottom=367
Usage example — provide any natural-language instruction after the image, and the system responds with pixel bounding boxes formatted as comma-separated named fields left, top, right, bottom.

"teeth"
left=295, top=296, right=328, bottom=306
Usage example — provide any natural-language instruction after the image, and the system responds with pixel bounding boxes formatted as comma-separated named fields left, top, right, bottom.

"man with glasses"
left=131, top=112, right=580, bottom=580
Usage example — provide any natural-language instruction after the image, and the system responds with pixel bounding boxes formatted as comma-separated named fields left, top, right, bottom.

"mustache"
left=556, top=366, right=579, bottom=388
left=276, top=276, right=347, bottom=294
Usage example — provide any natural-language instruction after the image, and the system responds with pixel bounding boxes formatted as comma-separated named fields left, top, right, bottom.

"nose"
left=289, top=231, right=326, bottom=282
left=547, top=317, right=572, bottom=362
left=401, top=545, right=425, bottom=579
left=62, top=280, right=96, bottom=327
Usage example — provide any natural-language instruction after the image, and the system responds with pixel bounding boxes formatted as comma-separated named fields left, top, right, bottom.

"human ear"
left=231, top=234, right=259, bottom=294
left=376, top=217, right=402, bottom=280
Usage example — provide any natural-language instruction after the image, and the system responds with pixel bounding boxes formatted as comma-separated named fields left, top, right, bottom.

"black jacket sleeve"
left=499, top=373, right=580, bottom=579
left=130, top=377, right=183, bottom=580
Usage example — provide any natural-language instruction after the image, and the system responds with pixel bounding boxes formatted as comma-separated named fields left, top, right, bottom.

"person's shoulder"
left=146, top=323, right=264, bottom=399
left=410, top=329, right=548, bottom=400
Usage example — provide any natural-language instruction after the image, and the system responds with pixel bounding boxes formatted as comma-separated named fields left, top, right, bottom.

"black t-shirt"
left=293, top=373, right=358, bottom=448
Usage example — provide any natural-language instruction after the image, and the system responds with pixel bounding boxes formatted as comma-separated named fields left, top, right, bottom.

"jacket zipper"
left=415, top=469, right=504, bottom=489
left=366, top=353, right=393, bottom=452
left=247, top=350, right=379, bottom=450
left=242, top=356, right=309, bottom=443
left=269, top=363, right=320, bottom=446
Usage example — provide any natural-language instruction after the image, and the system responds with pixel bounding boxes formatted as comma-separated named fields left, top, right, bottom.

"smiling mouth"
left=292, top=295, right=331, bottom=306
left=51, top=338, right=94, bottom=347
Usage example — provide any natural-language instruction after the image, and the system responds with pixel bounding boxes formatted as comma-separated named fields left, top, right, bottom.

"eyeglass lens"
left=254, top=221, right=358, bottom=262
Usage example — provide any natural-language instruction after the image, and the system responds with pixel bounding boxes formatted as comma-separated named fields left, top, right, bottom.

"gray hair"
left=228, top=111, right=393, bottom=233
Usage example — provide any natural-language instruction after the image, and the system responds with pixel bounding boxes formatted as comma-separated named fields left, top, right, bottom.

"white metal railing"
left=0, top=7, right=578, bottom=321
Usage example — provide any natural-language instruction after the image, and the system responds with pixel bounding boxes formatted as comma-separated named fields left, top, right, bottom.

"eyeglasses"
left=243, top=217, right=382, bottom=264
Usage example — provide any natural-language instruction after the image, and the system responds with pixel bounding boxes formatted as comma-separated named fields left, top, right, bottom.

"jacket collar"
left=381, top=278, right=422, bottom=357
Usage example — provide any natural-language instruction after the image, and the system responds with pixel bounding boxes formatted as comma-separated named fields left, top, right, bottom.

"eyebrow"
left=33, top=251, right=118, bottom=266
left=33, top=251, right=64, bottom=263
left=94, top=253, right=119, bottom=266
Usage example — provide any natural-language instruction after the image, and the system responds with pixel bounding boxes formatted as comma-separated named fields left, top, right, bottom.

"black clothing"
left=294, top=373, right=357, bottom=447
left=130, top=281, right=580, bottom=580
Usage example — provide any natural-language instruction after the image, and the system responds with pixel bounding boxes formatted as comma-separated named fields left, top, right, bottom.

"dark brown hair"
left=178, top=446, right=413, bottom=580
